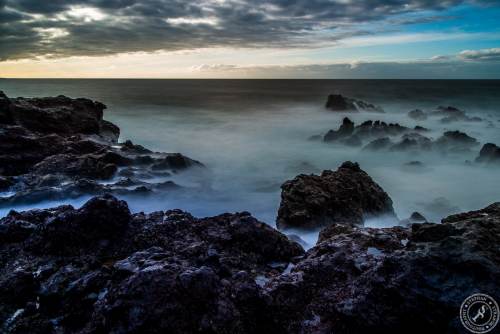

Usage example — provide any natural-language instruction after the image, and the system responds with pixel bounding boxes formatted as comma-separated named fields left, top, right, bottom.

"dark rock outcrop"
left=325, top=94, right=383, bottom=112
left=0, top=92, right=203, bottom=208
left=267, top=202, right=500, bottom=333
left=2, top=195, right=498, bottom=333
left=323, top=117, right=354, bottom=142
left=434, top=130, right=479, bottom=152
left=322, top=118, right=418, bottom=148
left=475, top=143, right=500, bottom=164
left=0, top=195, right=304, bottom=333
left=276, top=161, right=396, bottom=230
left=399, top=211, right=427, bottom=226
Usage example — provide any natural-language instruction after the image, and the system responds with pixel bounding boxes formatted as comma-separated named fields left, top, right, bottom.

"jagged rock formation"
left=325, top=94, right=384, bottom=112
left=276, top=161, right=396, bottom=230
left=318, top=117, right=480, bottom=154
left=1, top=195, right=498, bottom=333
left=407, top=105, right=482, bottom=123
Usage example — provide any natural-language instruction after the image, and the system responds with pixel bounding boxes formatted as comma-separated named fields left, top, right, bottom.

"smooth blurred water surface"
left=1, top=79, right=499, bottom=227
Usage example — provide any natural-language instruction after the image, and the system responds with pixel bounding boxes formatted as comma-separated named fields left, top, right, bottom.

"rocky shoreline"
left=0, top=92, right=499, bottom=333
left=0, top=92, right=204, bottom=208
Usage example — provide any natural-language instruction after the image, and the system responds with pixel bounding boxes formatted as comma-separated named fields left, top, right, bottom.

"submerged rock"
left=325, top=94, right=383, bottom=112
left=408, top=109, right=427, bottom=120
left=276, top=161, right=396, bottom=230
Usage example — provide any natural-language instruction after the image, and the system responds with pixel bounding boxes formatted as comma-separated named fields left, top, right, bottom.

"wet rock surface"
left=1, top=194, right=498, bottom=333
left=0, top=92, right=203, bottom=208
left=325, top=94, right=383, bottom=112
left=276, top=161, right=396, bottom=230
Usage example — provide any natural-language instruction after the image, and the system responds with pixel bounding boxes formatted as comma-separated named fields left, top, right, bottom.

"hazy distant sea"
left=2, top=79, right=500, bottom=240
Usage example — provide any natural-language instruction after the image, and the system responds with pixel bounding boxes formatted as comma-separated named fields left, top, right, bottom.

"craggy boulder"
left=277, top=161, right=396, bottom=230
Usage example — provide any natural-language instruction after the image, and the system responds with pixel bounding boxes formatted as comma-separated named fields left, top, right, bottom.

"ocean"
left=1, top=79, right=499, bottom=242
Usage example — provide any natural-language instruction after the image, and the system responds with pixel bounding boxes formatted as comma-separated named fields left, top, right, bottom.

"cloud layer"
left=0, top=0, right=493, bottom=60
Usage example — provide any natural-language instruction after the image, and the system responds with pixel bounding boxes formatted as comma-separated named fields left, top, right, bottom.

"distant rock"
left=277, top=161, right=396, bottom=230
left=323, top=117, right=354, bottom=141
left=325, top=94, right=383, bottom=112
left=363, top=137, right=393, bottom=151
left=434, top=130, right=479, bottom=151
left=408, top=109, right=427, bottom=120
left=322, top=117, right=414, bottom=147
left=399, top=211, right=427, bottom=226
left=475, top=143, right=500, bottom=164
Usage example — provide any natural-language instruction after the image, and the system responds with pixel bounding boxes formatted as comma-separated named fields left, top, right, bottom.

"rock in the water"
left=363, top=137, right=393, bottom=151
left=323, top=117, right=354, bottom=142
left=475, top=143, right=500, bottom=164
left=277, top=161, right=396, bottom=230
left=435, top=130, right=479, bottom=152
left=399, top=211, right=427, bottom=226
left=408, top=109, right=427, bottom=120
left=325, top=94, right=383, bottom=112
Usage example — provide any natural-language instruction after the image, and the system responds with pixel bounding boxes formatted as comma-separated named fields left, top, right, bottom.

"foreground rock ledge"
left=1, top=195, right=498, bottom=333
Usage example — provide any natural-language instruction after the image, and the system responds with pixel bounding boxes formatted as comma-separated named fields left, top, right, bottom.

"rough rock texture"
left=267, top=202, right=500, bottom=333
left=0, top=194, right=304, bottom=334
left=0, top=92, right=203, bottom=208
left=325, top=94, right=383, bottom=112
left=1, top=195, right=498, bottom=333
left=475, top=143, right=500, bottom=164
left=276, top=161, right=396, bottom=230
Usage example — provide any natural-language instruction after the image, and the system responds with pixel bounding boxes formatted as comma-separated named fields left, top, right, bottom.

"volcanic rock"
left=266, top=202, right=500, bottom=333
left=0, top=92, right=204, bottom=208
left=276, top=161, right=396, bottom=230
left=0, top=195, right=303, bottom=333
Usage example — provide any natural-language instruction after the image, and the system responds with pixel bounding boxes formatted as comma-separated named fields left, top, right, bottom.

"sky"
left=0, top=0, right=499, bottom=78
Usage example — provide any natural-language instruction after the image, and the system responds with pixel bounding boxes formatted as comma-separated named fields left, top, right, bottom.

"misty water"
left=1, top=79, right=499, bottom=245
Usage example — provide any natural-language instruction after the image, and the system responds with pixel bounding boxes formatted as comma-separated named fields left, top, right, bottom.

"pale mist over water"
left=1, top=79, right=499, bottom=234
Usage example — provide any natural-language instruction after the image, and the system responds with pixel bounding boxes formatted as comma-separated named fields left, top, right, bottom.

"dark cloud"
left=192, top=60, right=500, bottom=79
left=0, top=0, right=494, bottom=60
left=459, top=48, right=500, bottom=61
